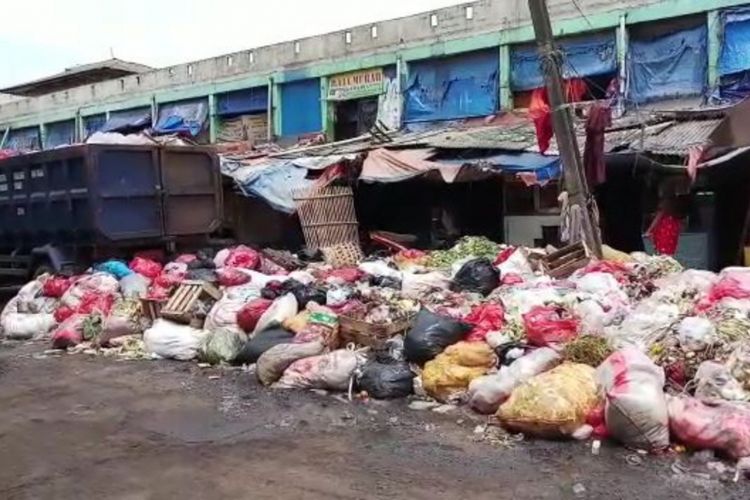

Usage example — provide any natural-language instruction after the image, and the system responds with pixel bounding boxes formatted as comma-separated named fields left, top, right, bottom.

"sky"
left=0, top=0, right=468, bottom=88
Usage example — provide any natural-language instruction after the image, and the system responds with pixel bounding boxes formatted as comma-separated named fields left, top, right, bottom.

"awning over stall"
left=102, top=107, right=152, bottom=134
left=154, top=99, right=208, bottom=136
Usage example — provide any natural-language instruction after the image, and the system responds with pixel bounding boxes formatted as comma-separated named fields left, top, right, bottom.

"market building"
left=3, top=0, right=750, bottom=271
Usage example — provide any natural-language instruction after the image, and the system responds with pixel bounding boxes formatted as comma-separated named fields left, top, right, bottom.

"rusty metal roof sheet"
left=633, top=119, right=722, bottom=155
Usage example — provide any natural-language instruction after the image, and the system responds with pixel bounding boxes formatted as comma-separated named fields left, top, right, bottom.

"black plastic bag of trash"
left=370, top=275, right=402, bottom=290
left=404, top=309, right=472, bottom=364
left=186, top=268, right=218, bottom=284
left=357, top=361, right=414, bottom=399
left=450, top=258, right=500, bottom=296
left=233, top=327, right=296, bottom=365
left=282, top=280, right=326, bottom=308
left=187, top=258, right=216, bottom=270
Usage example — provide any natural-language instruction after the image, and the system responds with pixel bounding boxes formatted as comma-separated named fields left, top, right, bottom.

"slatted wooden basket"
left=293, top=185, right=363, bottom=265
left=339, top=314, right=416, bottom=348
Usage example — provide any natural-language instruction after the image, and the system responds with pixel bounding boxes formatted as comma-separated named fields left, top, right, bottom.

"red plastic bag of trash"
left=51, top=314, right=86, bottom=349
left=77, top=293, right=115, bottom=315
left=147, top=286, right=172, bottom=301
left=586, top=405, right=609, bottom=439
left=225, top=245, right=260, bottom=270
left=501, top=273, right=524, bottom=286
left=581, top=260, right=630, bottom=283
left=237, top=298, right=274, bottom=333
left=523, top=305, right=579, bottom=347
left=698, top=276, right=750, bottom=312
left=465, top=303, right=505, bottom=342
left=217, top=268, right=251, bottom=287
left=493, top=247, right=516, bottom=267
left=129, top=257, right=163, bottom=280
left=153, top=272, right=183, bottom=289
left=175, top=254, right=197, bottom=264
left=54, top=305, right=75, bottom=323
left=42, top=276, right=72, bottom=298
left=668, top=395, right=750, bottom=460
left=325, top=267, right=364, bottom=283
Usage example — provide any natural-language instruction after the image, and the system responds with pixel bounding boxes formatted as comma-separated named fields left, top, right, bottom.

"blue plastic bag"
left=96, top=260, right=133, bottom=279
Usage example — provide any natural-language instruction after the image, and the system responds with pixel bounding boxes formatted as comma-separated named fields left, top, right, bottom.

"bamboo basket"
left=339, top=314, right=416, bottom=348
left=293, top=185, right=362, bottom=264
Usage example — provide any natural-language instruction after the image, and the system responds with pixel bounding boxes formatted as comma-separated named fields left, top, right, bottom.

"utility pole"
left=528, top=0, right=602, bottom=258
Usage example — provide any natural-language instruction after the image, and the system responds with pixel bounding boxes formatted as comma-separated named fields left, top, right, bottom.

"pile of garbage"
left=3, top=237, right=750, bottom=473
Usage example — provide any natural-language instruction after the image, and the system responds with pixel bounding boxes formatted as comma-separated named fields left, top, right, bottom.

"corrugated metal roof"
left=633, top=119, right=722, bottom=155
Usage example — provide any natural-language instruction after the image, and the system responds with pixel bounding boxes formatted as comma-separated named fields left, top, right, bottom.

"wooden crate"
left=542, top=242, right=590, bottom=279
left=339, top=315, right=415, bottom=348
left=140, top=298, right=165, bottom=324
left=160, top=281, right=222, bottom=324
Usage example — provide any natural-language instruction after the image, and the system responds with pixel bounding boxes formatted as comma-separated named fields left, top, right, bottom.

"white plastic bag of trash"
left=253, top=293, right=298, bottom=336
left=694, top=361, right=748, bottom=402
left=1, top=312, right=56, bottom=340
left=597, top=348, right=670, bottom=451
left=273, top=349, right=367, bottom=391
left=143, top=319, right=207, bottom=361
left=468, top=347, right=561, bottom=414
left=204, top=297, right=247, bottom=337
left=677, top=317, right=716, bottom=352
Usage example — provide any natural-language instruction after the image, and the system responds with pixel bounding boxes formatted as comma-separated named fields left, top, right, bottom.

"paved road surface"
left=0, top=341, right=748, bottom=499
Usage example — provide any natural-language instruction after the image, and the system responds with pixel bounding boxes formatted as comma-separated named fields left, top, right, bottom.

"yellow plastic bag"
left=422, top=341, right=495, bottom=402
left=282, top=311, right=310, bottom=334
left=497, top=363, right=600, bottom=438
left=602, top=245, right=633, bottom=263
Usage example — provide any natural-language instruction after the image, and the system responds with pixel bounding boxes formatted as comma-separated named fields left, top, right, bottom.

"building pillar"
left=208, top=94, right=218, bottom=144
left=39, top=123, right=47, bottom=150
left=0, top=127, right=9, bottom=149
left=150, top=96, right=158, bottom=127
left=499, top=44, right=512, bottom=110
left=616, top=14, right=629, bottom=114
left=319, top=76, right=333, bottom=139
left=271, top=76, right=282, bottom=138
left=75, top=110, right=83, bottom=142
left=707, top=10, right=722, bottom=92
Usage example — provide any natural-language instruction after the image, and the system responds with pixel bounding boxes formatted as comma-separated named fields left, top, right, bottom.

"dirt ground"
left=0, top=341, right=748, bottom=500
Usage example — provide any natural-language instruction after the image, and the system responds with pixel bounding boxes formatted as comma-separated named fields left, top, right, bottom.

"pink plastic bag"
left=580, top=261, right=630, bottom=283
left=77, top=293, right=115, bottom=315
left=129, top=257, right=163, bottom=280
left=325, top=267, right=364, bottom=283
left=175, top=254, right=197, bottom=264
left=43, top=276, right=72, bottom=298
left=217, top=268, right=251, bottom=287
left=464, top=303, right=505, bottom=342
left=668, top=395, right=750, bottom=460
left=697, top=275, right=750, bottom=312
left=225, top=245, right=260, bottom=270
left=523, top=306, right=579, bottom=347
left=51, top=314, right=86, bottom=349
left=54, top=305, right=75, bottom=323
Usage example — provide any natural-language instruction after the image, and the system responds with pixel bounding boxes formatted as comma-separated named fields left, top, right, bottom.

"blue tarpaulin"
left=231, top=160, right=314, bottom=213
left=83, top=115, right=106, bottom=137
left=627, top=25, right=707, bottom=104
left=154, top=99, right=208, bottom=136
left=511, top=33, right=616, bottom=91
left=281, top=79, right=322, bottom=136
left=404, top=50, right=499, bottom=122
left=720, top=8, right=750, bottom=76
left=718, top=70, right=750, bottom=102
left=102, top=108, right=152, bottom=133
left=442, top=152, right=561, bottom=182
left=217, top=87, right=268, bottom=116
left=45, top=120, right=76, bottom=148
left=4, top=127, right=40, bottom=151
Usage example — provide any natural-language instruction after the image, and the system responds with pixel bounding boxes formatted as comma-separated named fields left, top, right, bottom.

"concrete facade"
left=0, top=0, right=747, bottom=141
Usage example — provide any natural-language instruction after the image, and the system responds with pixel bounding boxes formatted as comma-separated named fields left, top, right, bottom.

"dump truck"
left=0, top=144, right=222, bottom=286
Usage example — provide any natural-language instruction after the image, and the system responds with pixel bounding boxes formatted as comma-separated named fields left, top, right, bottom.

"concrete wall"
left=0, top=0, right=745, bottom=133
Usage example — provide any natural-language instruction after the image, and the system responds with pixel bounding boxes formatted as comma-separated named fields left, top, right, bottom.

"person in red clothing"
left=647, top=194, right=689, bottom=256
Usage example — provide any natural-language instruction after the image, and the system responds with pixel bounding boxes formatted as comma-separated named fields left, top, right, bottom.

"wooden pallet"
left=542, top=242, right=589, bottom=279
left=160, top=280, right=222, bottom=324
left=140, top=298, right=166, bottom=324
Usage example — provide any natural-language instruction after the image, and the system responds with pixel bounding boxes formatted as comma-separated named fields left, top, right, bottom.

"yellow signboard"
left=328, top=68, right=384, bottom=101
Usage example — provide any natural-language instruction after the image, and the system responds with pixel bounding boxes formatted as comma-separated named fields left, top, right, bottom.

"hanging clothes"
left=529, top=79, right=589, bottom=154
left=529, top=88, right=553, bottom=153
left=648, top=211, right=682, bottom=255
left=583, top=103, right=612, bottom=188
